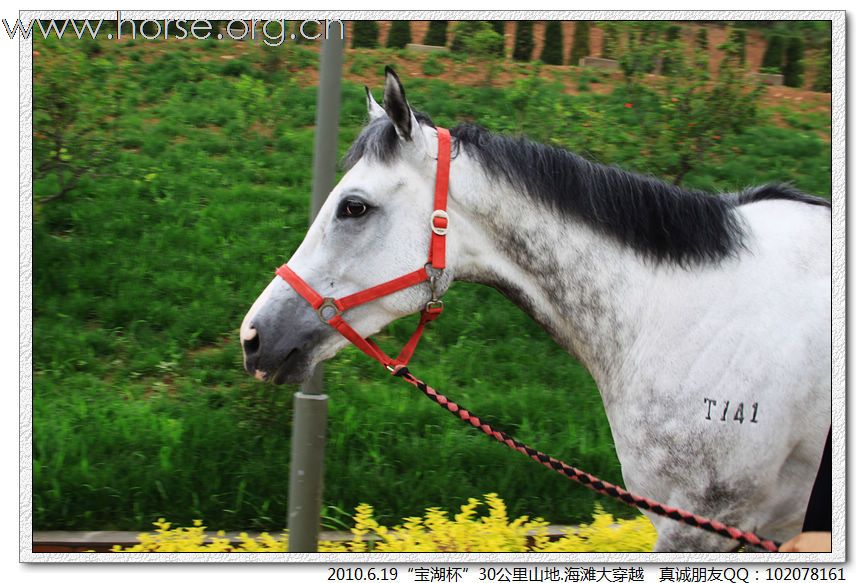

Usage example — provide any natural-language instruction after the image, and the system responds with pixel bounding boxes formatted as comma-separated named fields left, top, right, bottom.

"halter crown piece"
left=276, top=127, right=452, bottom=374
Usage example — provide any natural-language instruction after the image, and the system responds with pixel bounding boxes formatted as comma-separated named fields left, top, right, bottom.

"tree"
left=695, top=27, right=709, bottom=51
left=540, top=21, right=563, bottom=65
left=620, top=25, right=640, bottom=77
left=351, top=21, right=379, bottom=49
left=600, top=22, right=620, bottom=59
left=34, top=41, right=118, bottom=202
left=386, top=21, right=412, bottom=49
left=423, top=20, right=448, bottom=46
left=761, top=33, right=786, bottom=73
left=289, top=21, right=318, bottom=44
left=782, top=35, right=805, bottom=87
left=730, top=28, right=747, bottom=65
left=812, top=46, right=831, bottom=92
left=512, top=21, right=534, bottom=61
left=618, top=22, right=664, bottom=78
left=487, top=20, right=505, bottom=36
left=661, top=24, right=681, bottom=75
left=666, top=24, right=681, bottom=41
left=486, top=21, right=506, bottom=56
left=620, top=25, right=764, bottom=185
left=451, top=21, right=504, bottom=59
left=570, top=21, right=591, bottom=65
left=454, top=22, right=505, bottom=83
left=449, top=20, right=478, bottom=53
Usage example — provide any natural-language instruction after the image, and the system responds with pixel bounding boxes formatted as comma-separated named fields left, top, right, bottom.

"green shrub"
left=348, top=52, right=376, bottom=76
left=386, top=21, right=411, bottom=49
left=600, top=22, right=620, bottom=59
left=512, top=21, right=534, bottom=61
left=421, top=54, right=445, bottom=77
left=139, top=20, right=159, bottom=38
left=618, top=24, right=765, bottom=185
left=449, top=20, right=474, bottom=53
left=465, top=26, right=505, bottom=84
left=812, top=47, right=831, bottom=92
left=450, top=21, right=503, bottom=57
left=661, top=24, right=681, bottom=75
left=539, top=21, right=564, bottom=65
left=351, top=21, right=379, bottom=49
left=570, top=21, right=591, bottom=65
left=730, top=27, right=747, bottom=65
left=761, top=33, right=786, bottom=72
left=288, top=21, right=313, bottom=44
left=468, top=28, right=505, bottom=58
left=423, top=20, right=448, bottom=46
left=487, top=20, right=506, bottom=36
left=259, top=49, right=283, bottom=75
left=695, top=27, right=709, bottom=51
left=666, top=24, right=681, bottom=41
left=576, top=71, right=591, bottom=92
left=618, top=22, right=663, bottom=79
left=32, top=41, right=116, bottom=203
left=295, top=20, right=322, bottom=44
left=782, top=35, right=805, bottom=88
left=80, top=38, right=102, bottom=58
left=219, top=59, right=251, bottom=77
left=488, top=21, right=506, bottom=56
left=206, top=20, right=228, bottom=39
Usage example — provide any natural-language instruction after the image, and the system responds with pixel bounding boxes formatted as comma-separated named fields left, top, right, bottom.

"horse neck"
left=448, top=163, right=653, bottom=388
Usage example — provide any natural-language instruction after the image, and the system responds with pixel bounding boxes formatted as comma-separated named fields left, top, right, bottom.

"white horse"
left=241, top=69, right=831, bottom=552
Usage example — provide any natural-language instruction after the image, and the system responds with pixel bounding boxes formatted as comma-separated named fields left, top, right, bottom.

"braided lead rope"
left=392, top=366, right=781, bottom=552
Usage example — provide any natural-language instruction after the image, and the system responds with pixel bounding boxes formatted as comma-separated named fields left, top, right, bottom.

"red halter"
left=276, top=127, right=452, bottom=373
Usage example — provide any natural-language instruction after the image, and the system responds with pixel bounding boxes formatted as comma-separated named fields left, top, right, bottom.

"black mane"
left=344, top=117, right=829, bottom=266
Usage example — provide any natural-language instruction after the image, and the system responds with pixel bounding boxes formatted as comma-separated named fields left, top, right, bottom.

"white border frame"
left=19, top=9, right=846, bottom=564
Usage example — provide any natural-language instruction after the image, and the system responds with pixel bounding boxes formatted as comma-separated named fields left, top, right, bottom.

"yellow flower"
left=107, top=498, right=657, bottom=553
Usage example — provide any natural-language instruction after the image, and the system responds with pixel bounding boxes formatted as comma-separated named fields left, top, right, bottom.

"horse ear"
left=365, top=86, right=386, bottom=121
left=382, top=66, right=421, bottom=141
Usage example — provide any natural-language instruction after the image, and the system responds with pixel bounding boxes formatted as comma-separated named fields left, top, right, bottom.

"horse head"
left=240, top=68, right=455, bottom=384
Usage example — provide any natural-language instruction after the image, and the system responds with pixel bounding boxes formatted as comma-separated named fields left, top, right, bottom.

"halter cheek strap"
left=276, top=127, right=452, bottom=373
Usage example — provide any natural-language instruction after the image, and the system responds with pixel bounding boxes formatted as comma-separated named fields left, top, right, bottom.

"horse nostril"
left=243, top=328, right=260, bottom=357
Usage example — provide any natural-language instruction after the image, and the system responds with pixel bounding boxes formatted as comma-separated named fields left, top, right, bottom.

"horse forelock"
left=342, top=111, right=435, bottom=170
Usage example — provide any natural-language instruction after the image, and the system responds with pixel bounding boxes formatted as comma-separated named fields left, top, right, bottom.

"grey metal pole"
left=307, top=28, right=344, bottom=224
left=287, top=28, right=343, bottom=553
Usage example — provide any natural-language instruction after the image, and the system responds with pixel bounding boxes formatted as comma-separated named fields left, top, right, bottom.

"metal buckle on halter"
left=430, top=209, right=449, bottom=236
left=317, top=297, right=342, bottom=323
left=426, top=269, right=444, bottom=313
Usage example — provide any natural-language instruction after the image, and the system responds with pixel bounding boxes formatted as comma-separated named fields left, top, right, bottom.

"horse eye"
left=339, top=199, right=368, bottom=218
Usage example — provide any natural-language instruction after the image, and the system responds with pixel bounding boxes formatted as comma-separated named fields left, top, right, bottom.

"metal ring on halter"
left=430, top=209, right=449, bottom=236
left=317, top=297, right=342, bottom=323
left=427, top=269, right=444, bottom=307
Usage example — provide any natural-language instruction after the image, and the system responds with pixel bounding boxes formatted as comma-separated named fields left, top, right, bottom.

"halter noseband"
left=276, top=127, right=452, bottom=374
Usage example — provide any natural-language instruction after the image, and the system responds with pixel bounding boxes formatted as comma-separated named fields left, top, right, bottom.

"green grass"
left=32, top=37, right=830, bottom=532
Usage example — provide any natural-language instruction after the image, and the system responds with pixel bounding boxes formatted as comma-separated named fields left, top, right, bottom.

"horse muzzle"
left=240, top=287, right=328, bottom=385
left=241, top=322, right=323, bottom=384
